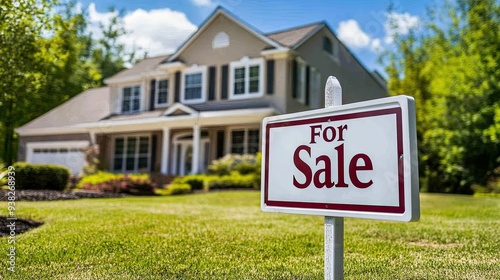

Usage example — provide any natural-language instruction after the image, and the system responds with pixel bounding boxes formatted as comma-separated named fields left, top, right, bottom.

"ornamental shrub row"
left=77, top=172, right=156, bottom=195
left=12, top=162, right=70, bottom=191
left=170, top=172, right=258, bottom=192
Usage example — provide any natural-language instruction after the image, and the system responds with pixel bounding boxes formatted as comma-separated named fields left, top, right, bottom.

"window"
left=323, top=37, right=333, bottom=54
left=122, top=86, right=141, bottom=113
left=156, top=79, right=169, bottom=106
left=113, top=135, right=150, bottom=173
left=295, top=60, right=306, bottom=104
left=229, top=57, right=264, bottom=99
left=212, top=32, right=230, bottom=49
left=230, top=128, right=260, bottom=154
left=323, top=36, right=338, bottom=61
left=182, top=65, right=206, bottom=104
left=309, top=68, right=321, bottom=108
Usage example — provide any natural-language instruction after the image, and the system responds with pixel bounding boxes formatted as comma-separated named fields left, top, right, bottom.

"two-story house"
left=15, top=7, right=386, bottom=176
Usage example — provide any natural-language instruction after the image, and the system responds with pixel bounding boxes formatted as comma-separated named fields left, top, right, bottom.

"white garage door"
left=27, top=141, right=88, bottom=174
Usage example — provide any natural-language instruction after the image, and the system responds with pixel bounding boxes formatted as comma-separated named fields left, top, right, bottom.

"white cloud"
left=122, top=8, right=197, bottom=56
left=370, top=38, right=382, bottom=52
left=190, top=0, right=216, bottom=7
left=384, top=12, right=420, bottom=44
left=337, top=19, right=371, bottom=49
left=86, top=4, right=197, bottom=58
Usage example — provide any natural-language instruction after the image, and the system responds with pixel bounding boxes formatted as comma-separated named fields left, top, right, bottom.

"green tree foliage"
left=0, top=0, right=52, bottom=165
left=386, top=0, right=500, bottom=193
left=0, top=1, right=133, bottom=165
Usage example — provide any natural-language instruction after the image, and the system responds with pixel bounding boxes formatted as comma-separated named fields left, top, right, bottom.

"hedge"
left=13, top=162, right=70, bottom=191
left=78, top=172, right=156, bottom=195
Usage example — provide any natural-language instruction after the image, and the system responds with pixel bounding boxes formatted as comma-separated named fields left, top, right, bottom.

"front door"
left=173, top=134, right=209, bottom=175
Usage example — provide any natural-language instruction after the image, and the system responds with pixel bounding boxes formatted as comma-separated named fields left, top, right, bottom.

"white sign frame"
left=261, top=95, right=419, bottom=222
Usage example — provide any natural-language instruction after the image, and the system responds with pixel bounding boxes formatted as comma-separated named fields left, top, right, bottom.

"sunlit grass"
left=0, top=192, right=498, bottom=279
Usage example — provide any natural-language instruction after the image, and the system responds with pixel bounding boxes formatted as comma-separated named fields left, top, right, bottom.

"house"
left=15, top=7, right=386, bottom=176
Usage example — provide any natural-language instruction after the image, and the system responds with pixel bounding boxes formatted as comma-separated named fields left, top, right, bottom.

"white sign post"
left=261, top=76, right=419, bottom=279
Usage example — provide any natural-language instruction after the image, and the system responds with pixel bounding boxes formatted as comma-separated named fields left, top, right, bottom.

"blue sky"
left=77, top=0, right=433, bottom=76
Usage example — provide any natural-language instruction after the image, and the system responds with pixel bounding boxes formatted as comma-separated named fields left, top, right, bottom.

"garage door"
left=27, top=141, right=88, bottom=174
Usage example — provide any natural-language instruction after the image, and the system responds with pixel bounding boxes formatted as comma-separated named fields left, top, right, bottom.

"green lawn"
left=1, top=192, right=499, bottom=279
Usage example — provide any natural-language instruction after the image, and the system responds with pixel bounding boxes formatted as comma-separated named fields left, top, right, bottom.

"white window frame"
left=111, top=134, right=151, bottom=173
left=155, top=78, right=169, bottom=108
left=227, top=127, right=260, bottom=155
left=229, top=57, right=264, bottom=100
left=121, top=85, right=141, bottom=113
left=295, top=59, right=307, bottom=104
left=181, top=65, right=207, bottom=104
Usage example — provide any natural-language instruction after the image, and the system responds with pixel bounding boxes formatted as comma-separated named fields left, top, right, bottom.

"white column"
left=192, top=124, right=200, bottom=174
left=89, top=130, right=96, bottom=145
left=161, top=127, right=170, bottom=174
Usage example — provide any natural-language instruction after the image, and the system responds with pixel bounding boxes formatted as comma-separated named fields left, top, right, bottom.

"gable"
left=174, top=13, right=278, bottom=66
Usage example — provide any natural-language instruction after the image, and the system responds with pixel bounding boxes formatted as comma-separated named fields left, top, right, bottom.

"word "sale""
left=293, top=124, right=374, bottom=189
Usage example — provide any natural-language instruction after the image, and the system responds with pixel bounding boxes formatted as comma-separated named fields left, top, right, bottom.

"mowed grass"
left=0, top=192, right=499, bottom=279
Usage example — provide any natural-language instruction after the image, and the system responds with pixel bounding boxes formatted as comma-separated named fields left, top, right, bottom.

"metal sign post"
left=324, top=76, right=344, bottom=280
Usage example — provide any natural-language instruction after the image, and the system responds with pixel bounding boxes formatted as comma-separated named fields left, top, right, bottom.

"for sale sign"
left=261, top=96, right=419, bottom=222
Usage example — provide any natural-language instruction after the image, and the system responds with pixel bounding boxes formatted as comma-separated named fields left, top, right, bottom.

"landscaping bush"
left=205, top=172, right=257, bottom=190
left=13, top=162, right=70, bottom=190
left=163, top=183, right=191, bottom=195
left=172, top=174, right=206, bottom=190
left=207, top=154, right=259, bottom=176
left=78, top=172, right=156, bottom=195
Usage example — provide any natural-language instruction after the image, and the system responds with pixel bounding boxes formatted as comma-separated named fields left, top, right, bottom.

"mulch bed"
left=0, top=216, right=43, bottom=237
left=0, top=190, right=125, bottom=201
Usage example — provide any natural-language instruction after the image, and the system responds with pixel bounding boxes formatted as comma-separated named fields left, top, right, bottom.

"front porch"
left=89, top=103, right=273, bottom=176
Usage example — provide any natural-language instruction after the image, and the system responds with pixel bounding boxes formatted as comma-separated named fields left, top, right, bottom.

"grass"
left=0, top=192, right=499, bottom=279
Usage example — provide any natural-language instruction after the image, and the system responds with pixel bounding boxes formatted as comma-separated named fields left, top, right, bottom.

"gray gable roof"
left=17, top=87, right=111, bottom=131
left=105, top=55, right=169, bottom=83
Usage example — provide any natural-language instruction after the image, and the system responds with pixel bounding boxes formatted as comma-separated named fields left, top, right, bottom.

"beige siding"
left=179, top=14, right=272, bottom=66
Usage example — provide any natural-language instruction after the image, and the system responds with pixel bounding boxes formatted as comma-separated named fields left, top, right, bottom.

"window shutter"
left=221, top=64, right=229, bottom=100
left=174, top=71, right=181, bottom=103
left=305, top=66, right=310, bottom=106
left=216, top=130, right=225, bottom=158
left=292, top=60, right=298, bottom=98
left=149, top=79, right=156, bottom=111
left=150, top=135, right=157, bottom=172
left=208, top=66, right=216, bottom=101
left=266, top=59, right=275, bottom=95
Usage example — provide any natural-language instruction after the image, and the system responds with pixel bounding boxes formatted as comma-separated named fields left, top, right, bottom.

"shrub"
left=78, top=172, right=156, bottom=195
left=207, top=154, right=259, bottom=176
left=205, top=172, right=257, bottom=190
left=13, top=162, right=70, bottom=190
left=172, top=174, right=205, bottom=190
left=163, top=183, right=191, bottom=195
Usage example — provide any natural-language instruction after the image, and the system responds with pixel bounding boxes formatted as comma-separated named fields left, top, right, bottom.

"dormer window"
left=181, top=65, right=207, bottom=104
left=121, top=85, right=141, bottom=113
left=229, top=57, right=264, bottom=99
left=212, top=32, right=230, bottom=49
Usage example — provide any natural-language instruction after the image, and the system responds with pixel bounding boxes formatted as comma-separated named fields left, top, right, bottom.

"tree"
left=0, top=0, right=52, bottom=165
left=386, top=0, right=500, bottom=193
left=0, top=1, right=135, bottom=165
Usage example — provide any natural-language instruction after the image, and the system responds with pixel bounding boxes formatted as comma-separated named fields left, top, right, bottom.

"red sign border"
left=264, top=107, right=404, bottom=214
